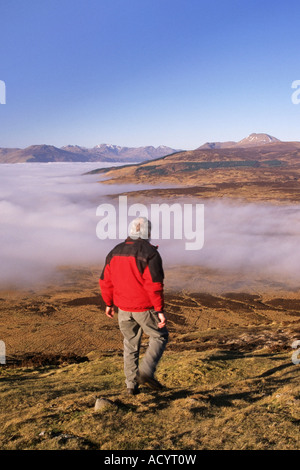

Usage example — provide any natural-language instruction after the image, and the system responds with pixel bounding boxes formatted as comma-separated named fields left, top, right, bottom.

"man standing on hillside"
left=99, top=217, right=168, bottom=395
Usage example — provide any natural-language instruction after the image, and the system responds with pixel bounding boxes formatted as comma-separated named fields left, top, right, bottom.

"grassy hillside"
left=0, top=346, right=299, bottom=450
left=0, top=266, right=299, bottom=450
left=89, top=142, right=300, bottom=203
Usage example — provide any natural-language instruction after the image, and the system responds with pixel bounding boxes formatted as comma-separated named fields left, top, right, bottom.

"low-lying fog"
left=1, top=162, right=300, bottom=290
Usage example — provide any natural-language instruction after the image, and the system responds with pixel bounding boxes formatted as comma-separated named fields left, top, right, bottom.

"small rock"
left=94, top=397, right=117, bottom=411
left=56, top=433, right=77, bottom=444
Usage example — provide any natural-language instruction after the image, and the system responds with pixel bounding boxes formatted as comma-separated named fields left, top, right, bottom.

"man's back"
left=100, top=237, right=164, bottom=312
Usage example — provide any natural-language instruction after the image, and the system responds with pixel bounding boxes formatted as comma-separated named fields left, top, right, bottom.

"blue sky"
left=1, top=0, right=300, bottom=149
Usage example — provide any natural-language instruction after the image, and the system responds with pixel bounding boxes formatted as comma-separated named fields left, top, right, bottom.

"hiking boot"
left=136, top=372, right=164, bottom=390
left=127, top=386, right=139, bottom=396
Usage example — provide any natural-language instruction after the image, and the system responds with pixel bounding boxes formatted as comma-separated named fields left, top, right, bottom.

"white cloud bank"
left=1, top=163, right=300, bottom=289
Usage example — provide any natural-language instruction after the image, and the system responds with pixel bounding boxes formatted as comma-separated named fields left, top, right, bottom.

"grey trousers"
left=118, top=309, right=169, bottom=389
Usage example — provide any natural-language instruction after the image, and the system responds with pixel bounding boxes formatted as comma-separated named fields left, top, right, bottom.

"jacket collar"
left=125, top=237, right=158, bottom=249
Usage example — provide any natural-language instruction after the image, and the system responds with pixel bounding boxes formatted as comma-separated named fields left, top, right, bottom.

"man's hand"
left=157, top=312, right=166, bottom=328
left=105, top=305, right=115, bottom=319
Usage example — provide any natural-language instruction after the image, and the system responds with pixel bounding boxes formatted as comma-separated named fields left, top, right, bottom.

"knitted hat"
left=128, top=216, right=151, bottom=240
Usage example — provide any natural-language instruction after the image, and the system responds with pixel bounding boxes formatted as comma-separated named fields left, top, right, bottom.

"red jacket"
left=99, top=237, right=164, bottom=312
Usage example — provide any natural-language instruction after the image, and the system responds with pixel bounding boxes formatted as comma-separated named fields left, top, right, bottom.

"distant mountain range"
left=0, top=133, right=296, bottom=164
left=0, top=143, right=180, bottom=164
left=87, top=133, right=300, bottom=191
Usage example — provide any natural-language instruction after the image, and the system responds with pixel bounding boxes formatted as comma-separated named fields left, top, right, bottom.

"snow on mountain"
left=0, top=143, right=179, bottom=163
left=236, top=133, right=280, bottom=147
left=199, top=133, right=281, bottom=150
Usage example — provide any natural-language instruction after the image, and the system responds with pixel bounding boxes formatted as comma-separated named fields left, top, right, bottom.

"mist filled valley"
left=1, top=163, right=300, bottom=291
